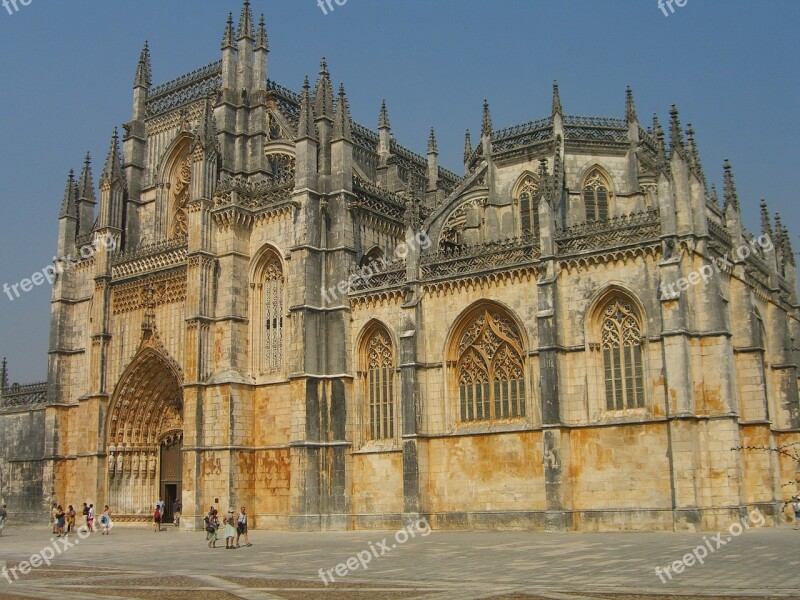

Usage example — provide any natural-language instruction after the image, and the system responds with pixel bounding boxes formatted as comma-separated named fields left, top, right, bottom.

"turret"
left=97, top=129, right=125, bottom=236
left=221, top=12, right=237, bottom=92
left=295, top=76, right=318, bottom=190
left=57, top=169, right=78, bottom=257
left=237, top=0, right=255, bottom=92
left=331, top=83, right=353, bottom=193
left=254, top=14, right=268, bottom=92
left=132, top=41, right=151, bottom=122
left=76, top=152, right=96, bottom=239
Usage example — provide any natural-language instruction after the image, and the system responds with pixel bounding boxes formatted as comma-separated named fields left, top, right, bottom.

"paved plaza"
left=0, top=522, right=798, bottom=599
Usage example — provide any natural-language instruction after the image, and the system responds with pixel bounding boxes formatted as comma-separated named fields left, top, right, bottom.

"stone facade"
left=2, top=0, right=799, bottom=531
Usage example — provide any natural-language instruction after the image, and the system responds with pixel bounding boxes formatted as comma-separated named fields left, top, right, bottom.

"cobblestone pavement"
left=0, top=524, right=798, bottom=599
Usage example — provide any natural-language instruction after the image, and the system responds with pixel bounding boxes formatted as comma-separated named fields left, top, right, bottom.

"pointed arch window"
left=360, top=324, right=396, bottom=441
left=251, top=250, right=285, bottom=375
left=583, top=169, right=610, bottom=222
left=454, top=309, right=526, bottom=422
left=516, top=175, right=540, bottom=238
left=601, top=299, right=645, bottom=410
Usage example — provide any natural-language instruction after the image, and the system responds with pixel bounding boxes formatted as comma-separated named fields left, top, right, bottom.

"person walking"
left=206, top=509, right=220, bottom=548
left=153, top=505, right=161, bottom=532
left=51, top=503, right=58, bottom=534
left=235, top=506, right=251, bottom=548
left=0, top=504, right=7, bottom=536
left=55, top=505, right=66, bottom=537
left=66, top=505, right=76, bottom=535
left=173, top=499, right=181, bottom=527
left=224, top=511, right=236, bottom=549
left=82, top=503, right=89, bottom=528
left=101, top=505, right=112, bottom=535
left=87, top=504, right=95, bottom=532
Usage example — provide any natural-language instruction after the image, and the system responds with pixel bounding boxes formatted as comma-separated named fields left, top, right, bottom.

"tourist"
left=82, top=502, right=89, bottom=528
left=101, top=505, right=112, bottom=535
left=0, top=504, right=7, bottom=536
left=173, top=499, right=181, bottom=526
left=51, top=503, right=58, bottom=534
left=87, top=504, right=95, bottom=532
left=236, top=506, right=251, bottom=548
left=66, top=505, right=76, bottom=535
left=224, top=511, right=236, bottom=549
left=55, top=505, right=66, bottom=537
left=153, top=505, right=161, bottom=532
left=206, top=509, right=220, bottom=548
left=792, top=496, right=800, bottom=530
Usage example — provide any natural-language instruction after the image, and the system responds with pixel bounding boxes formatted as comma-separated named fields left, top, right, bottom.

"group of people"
left=51, top=502, right=111, bottom=536
left=203, top=506, right=251, bottom=549
left=152, top=499, right=182, bottom=532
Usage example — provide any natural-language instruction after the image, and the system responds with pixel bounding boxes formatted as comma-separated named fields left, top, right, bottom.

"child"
left=153, top=505, right=161, bottom=532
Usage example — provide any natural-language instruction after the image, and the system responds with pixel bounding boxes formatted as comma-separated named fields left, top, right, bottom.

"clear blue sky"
left=0, top=0, right=798, bottom=383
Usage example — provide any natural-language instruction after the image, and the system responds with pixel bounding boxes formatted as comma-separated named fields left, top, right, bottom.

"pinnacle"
left=379, top=99, right=390, bottom=130
left=626, top=86, right=637, bottom=123
left=238, top=0, right=254, bottom=41
left=552, top=81, right=563, bottom=117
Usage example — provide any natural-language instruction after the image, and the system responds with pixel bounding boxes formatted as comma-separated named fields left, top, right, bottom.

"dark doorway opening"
left=163, top=483, right=178, bottom=524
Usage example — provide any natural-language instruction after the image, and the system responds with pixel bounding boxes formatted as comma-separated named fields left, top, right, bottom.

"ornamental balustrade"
left=0, top=381, right=47, bottom=409
left=555, top=209, right=661, bottom=254
left=145, top=60, right=222, bottom=117
left=421, top=235, right=541, bottom=279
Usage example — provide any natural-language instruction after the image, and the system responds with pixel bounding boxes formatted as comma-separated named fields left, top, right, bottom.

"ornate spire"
left=669, top=105, right=684, bottom=158
left=60, top=169, right=77, bottom=219
left=710, top=184, right=720, bottom=206
left=625, top=86, right=637, bottom=123
left=191, top=95, right=219, bottom=153
left=653, top=113, right=666, bottom=165
left=77, top=152, right=96, bottom=203
left=378, top=99, right=390, bottom=129
left=333, top=83, right=352, bottom=141
left=222, top=12, right=236, bottom=50
left=428, top=127, right=438, bottom=155
left=552, top=81, right=563, bottom=117
left=760, top=199, right=773, bottom=238
left=314, top=57, right=334, bottom=120
left=685, top=124, right=706, bottom=188
left=101, top=128, right=124, bottom=185
left=1, top=358, right=7, bottom=391
left=723, top=159, right=739, bottom=212
left=256, top=14, right=269, bottom=51
left=238, top=0, right=254, bottom=41
left=298, top=76, right=316, bottom=140
left=782, top=223, right=795, bottom=266
left=481, top=100, right=493, bottom=138
left=134, top=41, right=151, bottom=89
left=464, top=129, right=472, bottom=163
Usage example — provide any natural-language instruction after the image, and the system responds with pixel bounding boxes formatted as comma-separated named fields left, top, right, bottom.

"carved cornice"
left=111, top=269, right=187, bottom=315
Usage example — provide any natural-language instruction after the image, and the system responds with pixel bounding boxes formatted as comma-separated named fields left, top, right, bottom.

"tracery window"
left=455, top=309, right=526, bottom=422
left=583, top=169, right=610, bottom=222
left=516, top=175, right=540, bottom=238
left=362, top=326, right=395, bottom=440
left=251, top=250, right=285, bottom=375
left=601, top=299, right=645, bottom=410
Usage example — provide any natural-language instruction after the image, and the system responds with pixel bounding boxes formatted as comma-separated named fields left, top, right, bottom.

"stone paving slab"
left=0, top=525, right=799, bottom=599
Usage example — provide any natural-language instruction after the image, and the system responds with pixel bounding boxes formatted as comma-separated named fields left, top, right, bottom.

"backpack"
left=203, top=515, right=210, bottom=525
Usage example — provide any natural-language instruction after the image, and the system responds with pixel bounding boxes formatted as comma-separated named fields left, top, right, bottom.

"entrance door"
left=160, top=434, right=183, bottom=524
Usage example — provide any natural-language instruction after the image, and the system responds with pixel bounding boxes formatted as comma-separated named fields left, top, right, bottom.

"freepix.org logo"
left=2, top=0, right=32, bottom=16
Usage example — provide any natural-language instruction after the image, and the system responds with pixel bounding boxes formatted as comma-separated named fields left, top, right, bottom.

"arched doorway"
left=106, top=347, right=183, bottom=520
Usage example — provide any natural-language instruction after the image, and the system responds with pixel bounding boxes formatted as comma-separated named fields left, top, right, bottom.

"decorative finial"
left=333, top=83, right=352, bottom=141
left=238, top=0, right=254, bottom=41
left=1, top=358, right=8, bottom=391
left=222, top=12, right=236, bottom=50
left=685, top=123, right=706, bottom=189
left=60, top=169, right=77, bottom=219
left=320, top=56, right=329, bottom=76
left=134, top=41, right=152, bottom=89
left=723, top=159, right=739, bottom=212
left=428, top=127, right=438, bottom=155
left=464, top=129, right=472, bottom=163
left=552, top=81, right=563, bottom=117
left=256, top=14, right=269, bottom=51
left=78, top=152, right=96, bottom=203
left=298, top=76, right=316, bottom=140
left=760, top=199, right=773, bottom=238
left=625, top=86, right=637, bottom=123
left=378, top=99, right=390, bottom=129
left=669, top=105, right=684, bottom=157
left=481, top=100, right=493, bottom=138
